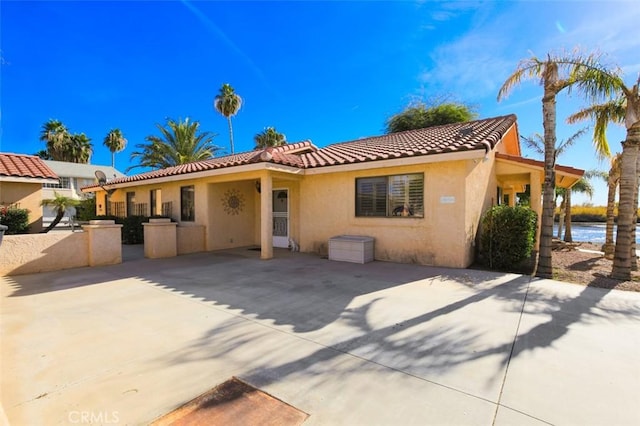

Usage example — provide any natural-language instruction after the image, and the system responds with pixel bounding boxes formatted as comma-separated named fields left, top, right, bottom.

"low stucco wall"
left=0, top=232, right=89, bottom=276
left=143, top=221, right=177, bottom=258
left=0, top=221, right=123, bottom=276
left=177, top=225, right=205, bottom=255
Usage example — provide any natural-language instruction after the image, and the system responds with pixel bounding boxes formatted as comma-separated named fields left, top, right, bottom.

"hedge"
left=480, top=205, right=537, bottom=270
left=0, top=207, right=30, bottom=234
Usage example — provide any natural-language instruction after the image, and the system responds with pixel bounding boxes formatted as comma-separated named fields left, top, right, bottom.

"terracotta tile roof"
left=84, top=115, right=518, bottom=189
left=0, top=153, right=58, bottom=180
left=300, top=115, right=517, bottom=168
left=495, top=153, right=585, bottom=176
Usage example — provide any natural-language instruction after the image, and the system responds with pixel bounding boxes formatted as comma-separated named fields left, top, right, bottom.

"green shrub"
left=480, top=205, right=537, bottom=270
left=75, top=197, right=96, bottom=221
left=121, top=215, right=147, bottom=244
left=92, top=215, right=145, bottom=244
left=0, top=207, right=30, bottom=234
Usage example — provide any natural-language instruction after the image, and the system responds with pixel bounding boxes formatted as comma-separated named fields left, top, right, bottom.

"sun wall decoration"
left=222, top=188, right=245, bottom=215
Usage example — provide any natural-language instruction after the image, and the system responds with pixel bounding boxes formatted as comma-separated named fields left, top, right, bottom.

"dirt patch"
left=552, top=242, right=640, bottom=292
left=152, top=377, right=308, bottom=426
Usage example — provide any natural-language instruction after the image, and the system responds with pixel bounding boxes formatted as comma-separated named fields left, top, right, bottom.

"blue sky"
left=1, top=0, right=639, bottom=205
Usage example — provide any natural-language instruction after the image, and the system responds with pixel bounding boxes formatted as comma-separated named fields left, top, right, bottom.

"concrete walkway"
left=2, top=248, right=639, bottom=425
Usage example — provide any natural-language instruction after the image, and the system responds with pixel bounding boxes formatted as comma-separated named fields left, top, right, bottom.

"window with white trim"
left=43, top=176, right=71, bottom=189
left=356, top=173, right=424, bottom=217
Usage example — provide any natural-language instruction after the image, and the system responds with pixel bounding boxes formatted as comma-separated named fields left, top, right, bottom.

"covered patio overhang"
left=495, top=153, right=585, bottom=250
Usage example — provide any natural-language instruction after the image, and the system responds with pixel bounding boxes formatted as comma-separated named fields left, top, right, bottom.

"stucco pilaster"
left=143, top=219, right=177, bottom=258
left=84, top=220, right=123, bottom=266
left=260, top=173, right=273, bottom=259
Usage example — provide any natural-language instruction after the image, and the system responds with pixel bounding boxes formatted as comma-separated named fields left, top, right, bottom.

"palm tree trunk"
left=603, top=176, right=617, bottom=259
left=227, top=117, right=235, bottom=154
left=612, top=125, right=640, bottom=280
left=537, top=64, right=559, bottom=279
left=630, top=153, right=639, bottom=271
left=40, top=211, right=65, bottom=233
left=563, top=190, right=573, bottom=242
left=557, top=195, right=565, bottom=239
left=111, top=151, right=115, bottom=168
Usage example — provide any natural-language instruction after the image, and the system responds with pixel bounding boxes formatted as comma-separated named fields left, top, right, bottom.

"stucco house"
left=0, top=153, right=59, bottom=232
left=41, top=160, right=125, bottom=227
left=82, top=114, right=584, bottom=268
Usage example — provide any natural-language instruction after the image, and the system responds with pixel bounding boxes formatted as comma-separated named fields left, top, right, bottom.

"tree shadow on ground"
left=152, top=256, right=639, bottom=402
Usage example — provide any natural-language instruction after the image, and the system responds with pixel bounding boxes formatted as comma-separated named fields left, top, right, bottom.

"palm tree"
left=599, top=154, right=622, bottom=259
left=38, top=120, right=93, bottom=163
left=39, top=119, right=70, bottom=160
left=519, top=127, right=591, bottom=255
left=567, top=71, right=640, bottom=279
left=498, top=51, right=608, bottom=278
left=562, top=176, right=595, bottom=242
left=128, top=118, right=222, bottom=172
left=103, top=129, right=127, bottom=168
left=40, top=192, right=79, bottom=233
left=68, top=133, right=92, bottom=164
left=214, top=83, right=242, bottom=154
left=254, top=127, right=286, bottom=149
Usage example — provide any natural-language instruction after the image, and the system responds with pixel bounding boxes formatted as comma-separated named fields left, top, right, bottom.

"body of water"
left=553, top=223, right=640, bottom=245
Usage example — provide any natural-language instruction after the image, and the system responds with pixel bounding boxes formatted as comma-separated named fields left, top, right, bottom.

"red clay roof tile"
left=85, top=115, right=518, bottom=188
left=0, top=153, right=58, bottom=180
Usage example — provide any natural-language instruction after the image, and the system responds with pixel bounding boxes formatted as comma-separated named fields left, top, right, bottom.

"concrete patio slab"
left=2, top=248, right=640, bottom=425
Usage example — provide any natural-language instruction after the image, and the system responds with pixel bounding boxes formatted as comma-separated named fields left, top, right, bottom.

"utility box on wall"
left=329, top=235, right=374, bottom=264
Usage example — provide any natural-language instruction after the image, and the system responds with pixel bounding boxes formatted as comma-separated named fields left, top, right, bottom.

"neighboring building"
left=82, top=115, right=584, bottom=268
left=42, top=161, right=125, bottom=226
left=0, top=153, right=59, bottom=233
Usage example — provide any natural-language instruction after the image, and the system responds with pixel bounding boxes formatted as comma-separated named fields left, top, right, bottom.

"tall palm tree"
left=103, top=129, right=127, bottom=168
left=128, top=118, right=222, bottom=172
left=39, top=119, right=70, bottom=160
left=68, top=133, right=92, bottom=164
left=567, top=71, right=640, bottom=279
left=254, top=127, right=286, bottom=149
left=38, top=120, right=93, bottom=163
left=562, top=176, right=595, bottom=242
left=214, top=83, right=242, bottom=154
left=40, top=192, right=79, bottom=233
left=498, top=52, right=603, bottom=278
left=599, top=154, right=622, bottom=259
left=516, top=124, right=592, bottom=274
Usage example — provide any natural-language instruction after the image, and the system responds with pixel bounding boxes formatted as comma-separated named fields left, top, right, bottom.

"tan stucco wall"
left=299, top=161, right=475, bottom=268
left=177, top=225, right=206, bottom=255
left=208, top=180, right=257, bottom=250
left=463, top=151, right=500, bottom=266
left=0, top=232, right=89, bottom=275
left=84, top=222, right=123, bottom=266
left=89, top=157, right=498, bottom=268
left=143, top=222, right=177, bottom=258
left=0, top=181, right=44, bottom=233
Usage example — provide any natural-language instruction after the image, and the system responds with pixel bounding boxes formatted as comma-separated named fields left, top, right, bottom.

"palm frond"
left=567, top=98, right=625, bottom=160
left=497, top=57, right=544, bottom=101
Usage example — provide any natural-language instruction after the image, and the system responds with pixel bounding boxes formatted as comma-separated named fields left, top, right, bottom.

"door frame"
left=272, top=188, right=289, bottom=248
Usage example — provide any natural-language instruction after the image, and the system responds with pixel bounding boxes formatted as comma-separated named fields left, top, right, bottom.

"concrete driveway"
left=2, top=248, right=639, bottom=425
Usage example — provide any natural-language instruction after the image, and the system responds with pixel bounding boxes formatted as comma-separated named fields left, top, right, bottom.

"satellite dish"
left=95, top=170, right=116, bottom=196
left=95, top=170, right=107, bottom=185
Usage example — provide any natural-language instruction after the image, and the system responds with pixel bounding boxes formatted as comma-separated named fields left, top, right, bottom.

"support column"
left=142, top=218, right=177, bottom=258
left=530, top=172, right=542, bottom=250
left=260, top=173, right=273, bottom=259
left=84, top=220, right=123, bottom=266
